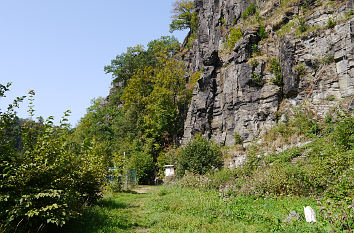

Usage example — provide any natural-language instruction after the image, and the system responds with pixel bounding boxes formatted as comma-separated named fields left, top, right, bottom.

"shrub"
left=269, top=58, right=282, bottom=86
left=242, top=3, right=257, bottom=20
left=176, top=134, right=223, bottom=177
left=0, top=87, right=106, bottom=232
left=258, top=24, right=268, bottom=40
left=298, top=17, right=308, bottom=33
left=295, top=63, right=306, bottom=77
left=251, top=71, right=264, bottom=87
left=129, top=151, right=154, bottom=184
left=321, top=54, right=334, bottom=64
left=225, top=27, right=242, bottom=51
left=249, top=58, right=259, bottom=67
left=332, top=113, right=354, bottom=150
left=251, top=44, right=260, bottom=56
left=234, top=132, right=243, bottom=144
left=327, top=18, right=336, bottom=29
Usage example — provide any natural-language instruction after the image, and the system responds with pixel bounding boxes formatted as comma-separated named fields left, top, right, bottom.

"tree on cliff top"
left=169, top=0, right=198, bottom=33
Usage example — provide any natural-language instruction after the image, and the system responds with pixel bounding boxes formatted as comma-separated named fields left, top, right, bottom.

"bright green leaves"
left=76, top=36, right=188, bottom=184
left=121, top=54, right=189, bottom=146
left=176, top=134, right=223, bottom=177
left=0, top=86, right=106, bottom=232
left=104, top=45, right=154, bottom=87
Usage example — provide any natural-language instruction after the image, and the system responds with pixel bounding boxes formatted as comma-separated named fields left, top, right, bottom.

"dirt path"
left=131, top=185, right=156, bottom=194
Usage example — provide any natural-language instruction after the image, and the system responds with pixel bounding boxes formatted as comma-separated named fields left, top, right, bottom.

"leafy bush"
left=331, top=113, right=354, bottom=150
left=176, top=168, right=236, bottom=190
left=225, top=27, right=242, bottom=51
left=176, top=134, right=223, bottom=177
left=129, top=149, right=155, bottom=185
left=0, top=87, right=106, bottom=232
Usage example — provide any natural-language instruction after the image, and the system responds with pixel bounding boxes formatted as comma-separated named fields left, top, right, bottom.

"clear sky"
left=0, top=0, right=188, bottom=126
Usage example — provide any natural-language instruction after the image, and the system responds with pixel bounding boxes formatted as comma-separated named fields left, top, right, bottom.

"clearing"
left=63, top=185, right=329, bottom=233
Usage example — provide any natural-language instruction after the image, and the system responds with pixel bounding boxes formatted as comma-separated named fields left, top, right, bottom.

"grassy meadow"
left=63, top=185, right=331, bottom=233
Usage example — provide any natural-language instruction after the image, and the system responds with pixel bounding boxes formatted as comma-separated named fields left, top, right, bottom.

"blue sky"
left=0, top=0, right=188, bottom=126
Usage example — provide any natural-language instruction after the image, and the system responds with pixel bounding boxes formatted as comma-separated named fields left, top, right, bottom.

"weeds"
left=242, top=3, right=257, bottom=20
left=251, top=71, right=265, bottom=86
left=225, top=27, right=243, bottom=51
left=327, top=18, right=336, bottom=29
left=269, top=58, right=282, bottom=86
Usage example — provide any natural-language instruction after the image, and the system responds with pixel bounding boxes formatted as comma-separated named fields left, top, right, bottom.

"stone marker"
left=283, top=211, right=300, bottom=223
left=304, top=206, right=317, bottom=223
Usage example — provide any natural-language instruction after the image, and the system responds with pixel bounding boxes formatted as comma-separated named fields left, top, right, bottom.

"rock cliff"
left=182, top=0, right=353, bottom=146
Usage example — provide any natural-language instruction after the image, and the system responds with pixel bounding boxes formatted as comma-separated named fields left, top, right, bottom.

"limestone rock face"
left=182, top=0, right=353, bottom=146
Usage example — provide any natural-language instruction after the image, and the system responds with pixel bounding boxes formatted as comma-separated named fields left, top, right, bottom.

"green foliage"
left=327, top=18, right=336, bottom=29
left=104, top=45, right=153, bottom=87
left=331, top=113, right=354, bottom=150
left=242, top=3, right=257, bottom=20
left=269, top=58, right=283, bottom=86
left=104, top=36, right=180, bottom=87
left=77, top=36, right=189, bottom=185
left=345, top=10, right=354, bottom=20
left=295, top=63, right=306, bottom=77
left=176, top=135, right=223, bottom=177
left=0, top=86, right=106, bottom=232
left=64, top=186, right=329, bottom=232
left=157, top=147, right=178, bottom=178
left=258, top=24, right=268, bottom=40
left=251, top=44, right=260, bottom=56
left=276, top=20, right=295, bottom=38
left=225, top=27, right=242, bottom=51
left=233, top=132, right=243, bottom=144
left=129, top=151, right=154, bottom=184
left=121, top=53, right=189, bottom=147
left=298, top=17, right=308, bottom=33
left=186, top=32, right=196, bottom=49
left=251, top=72, right=265, bottom=86
left=321, top=53, right=334, bottom=64
left=169, top=0, right=198, bottom=33
left=326, top=95, right=336, bottom=101
left=249, top=58, right=259, bottom=67
left=221, top=17, right=226, bottom=27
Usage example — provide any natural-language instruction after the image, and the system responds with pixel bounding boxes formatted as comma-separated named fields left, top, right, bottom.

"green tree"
left=169, top=0, right=198, bottom=33
left=177, top=135, right=223, bottom=177
left=104, top=45, right=155, bottom=87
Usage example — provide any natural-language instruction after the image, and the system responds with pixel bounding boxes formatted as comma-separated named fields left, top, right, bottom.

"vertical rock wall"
left=182, top=0, right=353, bottom=146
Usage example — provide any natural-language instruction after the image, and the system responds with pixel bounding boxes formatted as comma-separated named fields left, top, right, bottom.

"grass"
left=61, top=191, right=146, bottom=233
left=63, top=185, right=331, bottom=232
